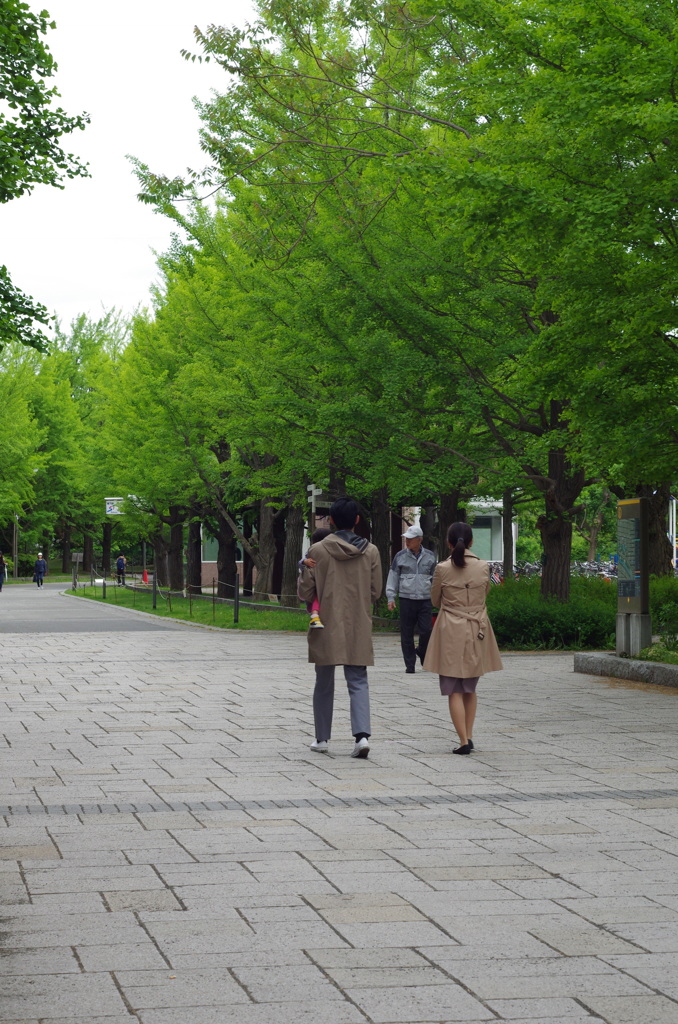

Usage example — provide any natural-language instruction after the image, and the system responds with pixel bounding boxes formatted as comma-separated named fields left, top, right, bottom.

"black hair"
left=448, top=521, right=473, bottom=567
left=311, top=527, right=331, bottom=544
left=329, top=497, right=359, bottom=531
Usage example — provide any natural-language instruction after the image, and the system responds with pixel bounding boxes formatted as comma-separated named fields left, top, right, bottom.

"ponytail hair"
left=447, top=521, right=473, bottom=567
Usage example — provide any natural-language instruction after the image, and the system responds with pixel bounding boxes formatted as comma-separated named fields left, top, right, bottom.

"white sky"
left=1, top=0, right=255, bottom=332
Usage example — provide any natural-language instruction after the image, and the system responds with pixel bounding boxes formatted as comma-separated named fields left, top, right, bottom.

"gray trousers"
left=313, top=665, right=371, bottom=741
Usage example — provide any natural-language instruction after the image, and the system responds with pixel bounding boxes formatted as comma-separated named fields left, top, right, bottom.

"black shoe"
left=467, top=739, right=474, bottom=751
left=405, top=667, right=415, bottom=674
left=453, top=744, right=471, bottom=755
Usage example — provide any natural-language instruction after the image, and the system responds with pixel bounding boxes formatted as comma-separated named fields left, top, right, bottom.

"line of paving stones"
left=3, top=786, right=678, bottom=817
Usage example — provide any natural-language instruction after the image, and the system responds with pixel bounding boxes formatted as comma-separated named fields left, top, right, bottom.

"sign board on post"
left=616, top=498, right=651, bottom=655
left=617, top=499, right=649, bottom=614
left=307, top=483, right=323, bottom=535
left=105, top=498, right=124, bottom=515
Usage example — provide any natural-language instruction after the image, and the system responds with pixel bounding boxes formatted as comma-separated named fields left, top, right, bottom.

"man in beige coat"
left=298, top=497, right=382, bottom=759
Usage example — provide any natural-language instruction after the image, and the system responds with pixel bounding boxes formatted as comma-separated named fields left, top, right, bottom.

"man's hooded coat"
left=298, top=532, right=382, bottom=666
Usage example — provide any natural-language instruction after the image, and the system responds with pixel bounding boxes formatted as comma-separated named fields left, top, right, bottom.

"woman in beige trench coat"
left=423, top=522, right=502, bottom=754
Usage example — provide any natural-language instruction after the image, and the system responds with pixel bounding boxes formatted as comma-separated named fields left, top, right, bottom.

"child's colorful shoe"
left=309, top=612, right=324, bottom=629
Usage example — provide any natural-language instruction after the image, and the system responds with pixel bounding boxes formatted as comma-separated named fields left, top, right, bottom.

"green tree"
left=1, top=0, right=88, bottom=348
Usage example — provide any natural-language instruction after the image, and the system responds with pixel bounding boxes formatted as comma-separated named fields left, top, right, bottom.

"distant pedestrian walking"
left=34, top=553, right=47, bottom=588
left=0, top=553, right=6, bottom=591
left=116, top=554, right=126, bottom=585
left=298, top=498, right=382, bottom=759
left=386, top=525, right=437, bottom=673
left=423, top=522, right=502, bottom=754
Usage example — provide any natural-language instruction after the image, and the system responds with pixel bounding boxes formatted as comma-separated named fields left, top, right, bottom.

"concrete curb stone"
left=573, top=651, right=678, bottom=689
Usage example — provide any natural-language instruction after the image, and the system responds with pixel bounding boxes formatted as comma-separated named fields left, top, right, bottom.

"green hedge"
left=648, top=575, right=678, bottom=623
left=486, top=578, right=616, bottom=650
left=483, top=575, right=678, bottom=651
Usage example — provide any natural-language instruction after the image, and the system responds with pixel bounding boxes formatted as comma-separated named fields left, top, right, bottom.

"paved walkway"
left=1, top=591, right=678, bottom=1023
left=0, top=583, right=184, bottom=633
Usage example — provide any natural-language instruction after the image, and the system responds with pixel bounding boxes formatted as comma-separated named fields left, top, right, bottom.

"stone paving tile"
left=0, top=912, right=150, bottom=948
left=556, top=896, right=678, bottom=925
left=525, top=925, right=645, bottom=956
left=15, top=1019, right=133, bottom=1024
left=487, top=996, right=595, bottom=1017
left=115, top=967, right=250, bottom=1008
left=103, top=889, right=183, bottom=912
left=607, top=921, right=678, bottom=951
left=38, top=1018, right=138, bottom=1024
left=326, top=965, right=450, bottom=987
left=0, top=948, right=81, bottom=974
left=0, top=974, right=126, bottom=1018
left=345, top=983, right=493, bottom=1021
left=578, top=994, right=678, bottom=1023
left=230, top=963, right=346, bottom=1002
left=76, top=941, right=169, bottom=971
left=306, top=946, right=432, bottom=968
left=329, top=919, right=459, bottom=947
left=136, top=1004, right=367, bottom=1024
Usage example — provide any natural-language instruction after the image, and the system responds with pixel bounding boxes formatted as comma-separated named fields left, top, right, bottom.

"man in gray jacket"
left=386, top=525, right=437, bottom=673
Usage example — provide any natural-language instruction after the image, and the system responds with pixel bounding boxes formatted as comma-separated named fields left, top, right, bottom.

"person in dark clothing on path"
left=386, top=525, right=437, bottom=673
left=116, top=554, right=126, bottom=585
left=34, top=553, right=47, bottom=587
left=0, top=553, right=6, bottom=591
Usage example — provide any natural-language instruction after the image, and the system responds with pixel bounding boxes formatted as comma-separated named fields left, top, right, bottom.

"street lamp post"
left=12, top=516, right=18, bottom=579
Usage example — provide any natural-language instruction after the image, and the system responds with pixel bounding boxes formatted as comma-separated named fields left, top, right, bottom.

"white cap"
left=402, top=525, right=423, bottom=539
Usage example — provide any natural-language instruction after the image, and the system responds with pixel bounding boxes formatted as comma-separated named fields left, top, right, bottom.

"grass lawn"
left=67, top=585, right=310, bottom=631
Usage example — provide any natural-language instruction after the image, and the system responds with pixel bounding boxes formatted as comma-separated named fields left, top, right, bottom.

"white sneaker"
left=351, top=738, right=370, bottom=759
left=310, top=739, right=328, bottom=753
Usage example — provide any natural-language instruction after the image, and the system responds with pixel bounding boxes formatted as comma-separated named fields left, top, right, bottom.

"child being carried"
left=299, top=527, right=331, bottom=628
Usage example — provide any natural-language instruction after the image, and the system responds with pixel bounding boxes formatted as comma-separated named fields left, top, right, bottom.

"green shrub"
left=649, top=576, right=678, bottom=625
left=637, top=643, right=678, bottom=666
left=486, top=578, right=615, bottom=650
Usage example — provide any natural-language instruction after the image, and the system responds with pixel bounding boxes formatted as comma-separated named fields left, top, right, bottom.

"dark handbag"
left=32, top=573, right=37, bottom=582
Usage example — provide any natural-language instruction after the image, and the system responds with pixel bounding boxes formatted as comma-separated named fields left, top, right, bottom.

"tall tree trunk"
left=437, top=491, right=466, bottom=560
left=215, top=512, right=237, bottom=599
left=186, top=521, right=202, bottom=595
left=420, top=505, right=437, bottom=553
left=272, top=509, right=286, bottom=598
left=82, top=532, right=94, bottom=574
left=152, top=532, right=169, bottom=587
left=537, top=450, right=586, bottom=601
left=61, top=523, right=72, bottom=573
left=253, top=501, right=276, bottom=601
left=102, top=522, right=112, bottom=575
left=502, top=488, right=514, bottom=579
left=167, top=507, right=184, bottom=591
left=242, top=516, right=253, bottom=596
left=370, top=488, right=390, bottom=601
left=280, top=504, right=305, bottom=607
left=637, top=483, right=673, bottom=577
left=539, top=514, right=572, bottom=601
